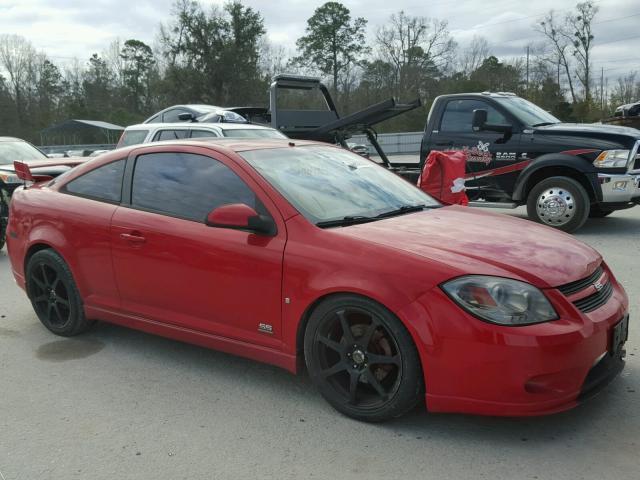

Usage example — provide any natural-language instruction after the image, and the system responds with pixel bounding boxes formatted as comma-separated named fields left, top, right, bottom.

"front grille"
left=556, top=264, right=614, bottom=313
left=573, top=281, right=613, bottom=313
left=557, top=266, right=603, bottom=296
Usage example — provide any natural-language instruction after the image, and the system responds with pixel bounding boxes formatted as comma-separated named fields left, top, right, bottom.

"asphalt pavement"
left=0, top=206, right=638, bottom=480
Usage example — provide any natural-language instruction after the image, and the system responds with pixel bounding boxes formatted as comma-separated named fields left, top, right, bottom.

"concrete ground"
left=0, top=207, right=638, bottom=480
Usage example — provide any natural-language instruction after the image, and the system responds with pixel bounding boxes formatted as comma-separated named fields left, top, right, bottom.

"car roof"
left=108, top=138, right=323, bottom=158
left=0, top=136, right=27, bottom=143
left=123, top=123, right=277, bottom=131
left=143, top=104, right=223, bottom=123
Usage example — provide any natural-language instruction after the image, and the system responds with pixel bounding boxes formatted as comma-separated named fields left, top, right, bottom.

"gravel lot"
left=0, top=207, right=638, bottom=480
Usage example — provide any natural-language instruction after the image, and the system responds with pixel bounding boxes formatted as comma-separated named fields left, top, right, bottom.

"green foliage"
left=293, top=2, right=369, bottom=95
left=0, top=0, right=632, bottom=143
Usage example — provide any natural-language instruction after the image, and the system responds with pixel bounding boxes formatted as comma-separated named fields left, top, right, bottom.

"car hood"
left=535, top=122, right=640, bottom=140
left=332, top=206, right=601, bottom=288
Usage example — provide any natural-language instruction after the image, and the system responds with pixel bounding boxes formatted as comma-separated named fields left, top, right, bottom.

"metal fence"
left=40, top=144, right=117, bottom=155
left=349, top=132, right=423, bottom=155
left=39, top=133, right=424, bottom=157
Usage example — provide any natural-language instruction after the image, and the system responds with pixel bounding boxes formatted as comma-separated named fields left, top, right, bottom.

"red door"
left=109, top=148, right=286, bottom=348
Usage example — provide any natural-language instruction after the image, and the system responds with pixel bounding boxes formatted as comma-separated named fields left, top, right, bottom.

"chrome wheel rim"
left=536, top=187, right=576, bottom=226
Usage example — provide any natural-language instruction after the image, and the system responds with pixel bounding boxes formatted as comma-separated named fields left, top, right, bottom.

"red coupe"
left=6, top=139, right=629, bottom=422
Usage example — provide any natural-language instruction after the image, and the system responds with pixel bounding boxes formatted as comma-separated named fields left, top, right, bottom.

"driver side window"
left=131, top=152, right=262, bottom=222
left=440, top=100, right=506, bottom=132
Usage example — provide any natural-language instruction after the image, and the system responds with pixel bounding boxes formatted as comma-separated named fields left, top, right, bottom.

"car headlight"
left=593, top=150, right=630, bottom=168
left=441, top=276, right=557, bottom=326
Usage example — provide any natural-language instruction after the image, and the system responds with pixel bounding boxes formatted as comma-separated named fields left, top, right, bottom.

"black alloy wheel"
left=26, top=249, right=93, bottom=336
left=305, top=295, right=423, bottom=422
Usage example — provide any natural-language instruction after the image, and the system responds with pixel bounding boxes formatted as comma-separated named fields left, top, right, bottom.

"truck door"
left=431, top=98, right=522, bottom=201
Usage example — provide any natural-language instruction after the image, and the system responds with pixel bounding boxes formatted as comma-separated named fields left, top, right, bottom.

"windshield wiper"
left=375, top=204, right=437, bottom=219
left=316, top=215, right=375, bottom=228
left=531, top=122, right=558, bottom=127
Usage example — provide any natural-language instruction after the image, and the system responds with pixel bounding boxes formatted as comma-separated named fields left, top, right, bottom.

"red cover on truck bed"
left=417, top=150, right=468, bottom=205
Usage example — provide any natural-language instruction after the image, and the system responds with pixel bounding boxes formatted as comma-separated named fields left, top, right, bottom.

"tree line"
left=0, top=0, right=637, bottom=145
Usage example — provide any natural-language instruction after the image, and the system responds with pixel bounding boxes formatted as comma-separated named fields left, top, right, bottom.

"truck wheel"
left=589, top=206, right=614, bottom=218
left=527, top=176, right=590, bottom=233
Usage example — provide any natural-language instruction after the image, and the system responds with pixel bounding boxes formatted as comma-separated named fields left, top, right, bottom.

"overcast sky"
left=2, top=0, right=639, bottom=83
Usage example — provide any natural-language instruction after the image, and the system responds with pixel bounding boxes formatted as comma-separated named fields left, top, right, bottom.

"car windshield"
left=494, top=96, right=560, bottom=126
left=241, top=146, right=439, bottom=225
left=223, top=129, right=287, bottom=139
left=0, top=141, right=47, bottom=165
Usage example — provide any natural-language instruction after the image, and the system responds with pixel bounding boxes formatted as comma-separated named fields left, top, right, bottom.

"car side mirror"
left=472, top=109, right=488, bottom=131
left=206, top=203, right=276, bottom=236
left=473, top=108, right=513, bottom=136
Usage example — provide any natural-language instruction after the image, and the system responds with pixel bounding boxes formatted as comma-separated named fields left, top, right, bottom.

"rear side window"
left=131, top=152, right=258, bottom=222
left=222, top=129, right=286, bottom=139
left=440, top=100, right=506, bottom=132
left=64, top=159, right=125, bottom=203
left=190, top=129, right=220, bottom=138
left=153, top=130, right=189, bottom=141
left=119, top=130, right=148, bottom=147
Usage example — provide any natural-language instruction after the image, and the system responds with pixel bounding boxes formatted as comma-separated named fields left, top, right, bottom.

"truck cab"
left=420, top=92, right=640, bottom=232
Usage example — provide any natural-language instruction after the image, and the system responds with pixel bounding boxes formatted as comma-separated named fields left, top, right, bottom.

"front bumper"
left=598, top=172, right=640, bottom=203
left=412, top=270, right=629, bottom=416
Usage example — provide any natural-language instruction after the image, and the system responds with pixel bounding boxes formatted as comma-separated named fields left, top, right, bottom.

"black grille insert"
left=573, top=281, right=613, bottom=313
left=557, top=266, right=603, bottom=296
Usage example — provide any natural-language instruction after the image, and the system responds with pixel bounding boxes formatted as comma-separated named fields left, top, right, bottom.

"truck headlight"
left=0, top=173, right=21, bottom=184
left=593, top=150, right=630, bottom=168
left=441, top=276, right=557, bottom=326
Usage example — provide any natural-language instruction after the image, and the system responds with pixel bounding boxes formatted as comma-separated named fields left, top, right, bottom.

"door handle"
left=120, top=232, right=146, bottom=244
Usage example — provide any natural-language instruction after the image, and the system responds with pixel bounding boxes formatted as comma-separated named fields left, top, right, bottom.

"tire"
left=589, top=206, right=614, bottom=218
left=304, top=294, right=424, bottom=422
left=25, top=249, right=93, bottom=336
left=526, top=176, right=590, bottom=233
left=0, top=217, right=5, bottom=251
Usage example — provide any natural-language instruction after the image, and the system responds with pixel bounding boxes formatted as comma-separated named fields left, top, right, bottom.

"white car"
left=116, top=122, right=287, bottom=148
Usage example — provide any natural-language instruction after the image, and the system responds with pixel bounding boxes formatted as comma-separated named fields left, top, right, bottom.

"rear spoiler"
left=13, top=158, right=87, bottom=183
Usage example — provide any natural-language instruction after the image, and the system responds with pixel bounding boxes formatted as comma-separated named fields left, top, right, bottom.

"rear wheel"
left=26, top=249, right=93, bottom=336
left=526, top=176, right=590, bottom=232
left=304, top=295, right=424, bottom=422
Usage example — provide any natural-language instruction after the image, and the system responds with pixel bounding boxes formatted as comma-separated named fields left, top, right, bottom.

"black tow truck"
left=419, top=92, right=640, bottom=232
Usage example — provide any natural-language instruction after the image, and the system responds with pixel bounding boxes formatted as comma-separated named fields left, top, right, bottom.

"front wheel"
left=304, top=295, right=424, bottom=422
left=526, top=176, right=590, bottom=233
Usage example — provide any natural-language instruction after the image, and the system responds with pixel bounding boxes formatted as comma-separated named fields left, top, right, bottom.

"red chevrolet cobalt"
left=6, top=139, right=629, bottom=422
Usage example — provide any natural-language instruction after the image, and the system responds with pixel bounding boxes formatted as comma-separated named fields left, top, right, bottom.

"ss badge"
left=258, top=323, right=274, bottom=334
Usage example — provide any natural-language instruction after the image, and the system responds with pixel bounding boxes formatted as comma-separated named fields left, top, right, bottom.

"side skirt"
left=85, top=305, right=298, bottom=374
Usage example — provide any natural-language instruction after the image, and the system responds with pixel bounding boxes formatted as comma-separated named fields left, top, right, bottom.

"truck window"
left=440, top=100, right=506, bottom=132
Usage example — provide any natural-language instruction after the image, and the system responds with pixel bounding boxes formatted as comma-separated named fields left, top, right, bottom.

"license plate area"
left=610, top=315, right=629, bottom=357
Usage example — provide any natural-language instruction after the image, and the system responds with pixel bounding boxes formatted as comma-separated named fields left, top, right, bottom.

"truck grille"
left=557, top=265, right=613, bottom=313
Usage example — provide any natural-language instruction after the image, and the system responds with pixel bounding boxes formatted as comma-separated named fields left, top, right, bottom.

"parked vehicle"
left=418, top=92, right=640, bottom=232
left=0, top=137, right=82, bottom=249
left=7, top=138, right=629, bottom=421
left=117, top=122, right=287, bottom=148
left=143, top=104, right=262, bottom=124
left=602, top=100, right=640, bottom=130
